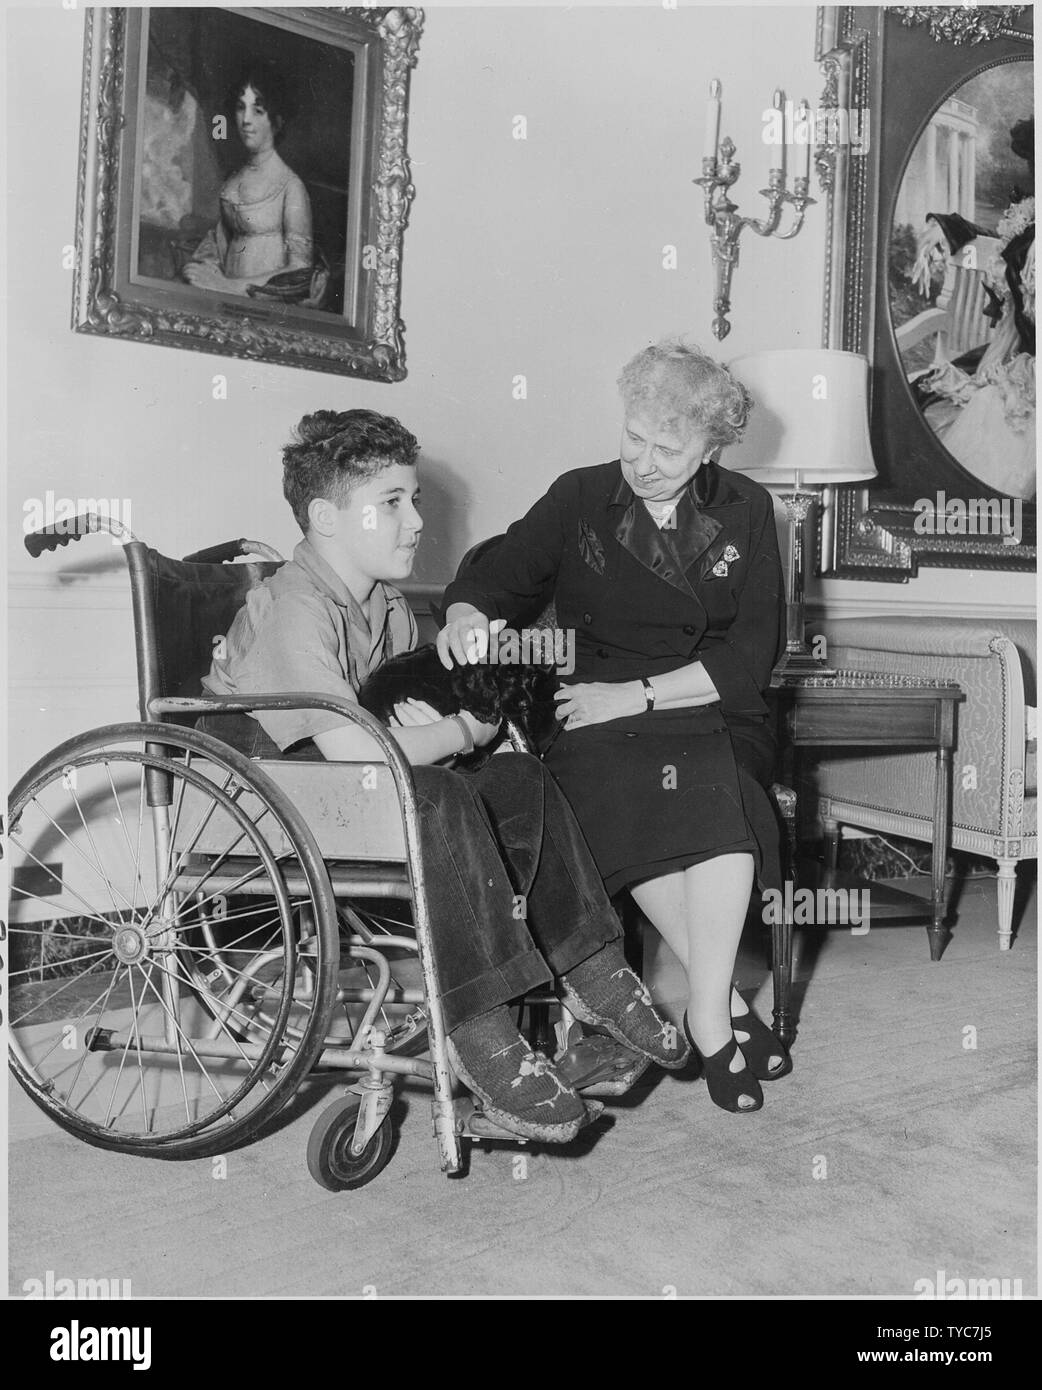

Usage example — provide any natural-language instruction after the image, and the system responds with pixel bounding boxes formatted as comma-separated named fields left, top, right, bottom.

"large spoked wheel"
left=306, top=1096, right=394, bottom=1191
left=7, top=723, right=340, bottom=1158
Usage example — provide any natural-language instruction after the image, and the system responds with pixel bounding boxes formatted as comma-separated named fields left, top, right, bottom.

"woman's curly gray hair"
left=617, top=338, right=752, bottom=450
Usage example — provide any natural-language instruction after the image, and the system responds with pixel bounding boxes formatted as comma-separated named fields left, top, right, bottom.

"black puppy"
left=357, top=643, right=560, bottom=768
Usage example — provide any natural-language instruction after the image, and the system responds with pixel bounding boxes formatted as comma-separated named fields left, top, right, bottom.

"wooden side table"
left=769, top=670, right=965, bottom=1045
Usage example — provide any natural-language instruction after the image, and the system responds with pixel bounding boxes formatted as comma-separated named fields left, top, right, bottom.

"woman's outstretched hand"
left=436, top=608, right=507, bottom=669
left=554, top=680, right=645, bottom=730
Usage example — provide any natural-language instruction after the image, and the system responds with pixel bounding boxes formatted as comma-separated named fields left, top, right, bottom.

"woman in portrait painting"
left=184, top=60, right=328, bottom=308
left=909, top=118, right=1035, bottom=499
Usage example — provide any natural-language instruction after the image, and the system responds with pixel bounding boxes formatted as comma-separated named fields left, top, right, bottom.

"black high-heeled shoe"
left=683, top=1013, right=763, bottom=1113
left=731, top=1003, right=793, bottom=1081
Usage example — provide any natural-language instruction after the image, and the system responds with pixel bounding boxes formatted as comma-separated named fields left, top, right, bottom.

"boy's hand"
left=391, top=701, right=498, bottom=749
left=390, top=699, right=444, bottom=728
left=437, top=609, right=507, bottom=668
left=458, top=708, right=501, bottom=748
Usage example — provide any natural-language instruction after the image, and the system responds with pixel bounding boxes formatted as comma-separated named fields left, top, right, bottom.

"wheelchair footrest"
left=454, top=1095, right=604, bottom=1143
left=554, top=1034, right=651, bottom=1095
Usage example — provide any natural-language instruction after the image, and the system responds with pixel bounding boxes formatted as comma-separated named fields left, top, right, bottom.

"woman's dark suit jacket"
left=443, top=457, right=786, bottom=786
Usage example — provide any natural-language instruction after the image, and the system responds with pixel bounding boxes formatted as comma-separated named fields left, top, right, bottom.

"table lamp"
left=724, top=348, right=878, bottom=680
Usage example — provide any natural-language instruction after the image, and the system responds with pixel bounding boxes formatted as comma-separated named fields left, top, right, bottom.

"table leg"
left=771, top=909, right=795, bottom=1048
left=929, top=746, right=954, bottom=961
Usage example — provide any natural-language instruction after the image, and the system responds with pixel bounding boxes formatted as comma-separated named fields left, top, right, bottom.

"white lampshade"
left=724, top=348, right=878, bottom=486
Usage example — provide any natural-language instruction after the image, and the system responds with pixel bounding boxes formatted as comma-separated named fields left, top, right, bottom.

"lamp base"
left=771, top=647, right=838, bottom=685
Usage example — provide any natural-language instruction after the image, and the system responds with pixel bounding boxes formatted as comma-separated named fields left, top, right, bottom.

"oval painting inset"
left=889, top=61, right=1035, bottom=500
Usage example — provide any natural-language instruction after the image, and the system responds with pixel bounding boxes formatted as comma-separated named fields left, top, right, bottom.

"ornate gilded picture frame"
left=73, top=7, right=423, bottom=381
left=816, top=5, right=1035, bottom=578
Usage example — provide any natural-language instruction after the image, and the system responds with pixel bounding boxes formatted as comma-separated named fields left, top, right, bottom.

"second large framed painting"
left=817, top=5, right=1035, bottom=577
left=73, top=7, right=423, bottom=380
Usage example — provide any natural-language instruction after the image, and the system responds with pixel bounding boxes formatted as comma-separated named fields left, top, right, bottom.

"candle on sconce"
left=704, top=79, right=722, bottom=163
left=693, top=83, right=817, bottom=341
left=771, top=88, right=786, bottom=179
left=796, top=99, right=812, bottom=181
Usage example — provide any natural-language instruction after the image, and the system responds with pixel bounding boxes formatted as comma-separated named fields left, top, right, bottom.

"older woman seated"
left=440, top=339, right=788, bottom=1113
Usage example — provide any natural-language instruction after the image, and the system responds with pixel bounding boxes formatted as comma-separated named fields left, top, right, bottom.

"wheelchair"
left=8, top=513, right=651, bottom=1190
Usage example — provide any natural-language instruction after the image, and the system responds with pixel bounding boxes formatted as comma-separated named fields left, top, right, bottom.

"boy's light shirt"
left=202, top=536, right=417, bottom=750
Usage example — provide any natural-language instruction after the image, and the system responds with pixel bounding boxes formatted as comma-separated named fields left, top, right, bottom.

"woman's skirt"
left=543, top=703, right=782, bottom=897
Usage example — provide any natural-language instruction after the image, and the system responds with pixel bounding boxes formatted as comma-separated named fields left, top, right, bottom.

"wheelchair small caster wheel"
left=307, top=1098, right=393, bottom=1191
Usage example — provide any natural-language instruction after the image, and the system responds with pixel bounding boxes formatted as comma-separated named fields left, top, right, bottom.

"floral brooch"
left=711, top=544, right=741, bottom=578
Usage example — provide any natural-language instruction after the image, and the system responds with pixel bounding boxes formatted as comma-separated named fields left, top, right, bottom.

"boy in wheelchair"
left=202, top=409, right=689, bottom=1144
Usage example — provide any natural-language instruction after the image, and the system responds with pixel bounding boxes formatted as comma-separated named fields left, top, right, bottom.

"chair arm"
left=150, top=694, right=410, bottom=772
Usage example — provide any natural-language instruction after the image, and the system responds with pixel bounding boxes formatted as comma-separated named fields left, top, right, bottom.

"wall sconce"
left=696, top=81, right=817, bottom=340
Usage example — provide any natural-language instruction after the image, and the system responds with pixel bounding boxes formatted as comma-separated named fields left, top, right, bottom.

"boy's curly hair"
left=282, top=409, right=420, bottom=531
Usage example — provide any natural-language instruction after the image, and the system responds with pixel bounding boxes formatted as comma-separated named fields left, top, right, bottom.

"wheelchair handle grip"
left=24, top=511, right=136, bottom=557
left=183, top=538, right=284, bottom=565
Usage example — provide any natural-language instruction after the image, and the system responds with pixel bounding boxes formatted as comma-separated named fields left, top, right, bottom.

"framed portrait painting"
left=816, top=5, right=1035, bottom=577
left=73, top=7, right=424, bottom=380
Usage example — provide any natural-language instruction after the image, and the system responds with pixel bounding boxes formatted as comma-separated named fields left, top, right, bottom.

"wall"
left=5, top=2, right=1034, bottom=780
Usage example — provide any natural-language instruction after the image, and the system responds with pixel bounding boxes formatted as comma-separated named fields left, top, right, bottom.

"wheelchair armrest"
left=150, top=693, right=411, bottom=775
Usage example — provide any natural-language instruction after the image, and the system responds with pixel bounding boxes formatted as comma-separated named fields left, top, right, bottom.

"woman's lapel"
left=668, top=489, right=726, bottom=579
left=607, top=470, right=739, bottom=597
left=611, top=490, right=705, bottom=597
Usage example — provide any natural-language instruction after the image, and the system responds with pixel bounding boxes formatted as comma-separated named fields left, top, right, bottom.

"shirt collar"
left=292, top=537, right=403, bottom=657
left=293, top=537, right=357, bottom=607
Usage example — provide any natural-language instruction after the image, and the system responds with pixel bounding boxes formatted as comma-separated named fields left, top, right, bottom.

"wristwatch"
left=640, top=677, right=656, bottom=711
